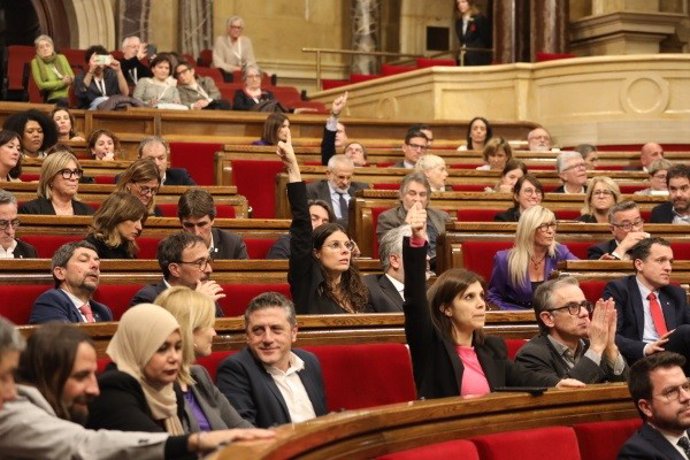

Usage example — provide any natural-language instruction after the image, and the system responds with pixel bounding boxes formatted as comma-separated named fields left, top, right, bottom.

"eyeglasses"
left=323, top=241, right=355, bottom=252
left=245, top=74, right=261, bottom=79
left=592, top=189, right=613, bottom=196
left=562, top=162, right=587, bottom=172
left=611, top=219, right=644, bottom=231
left=58, top=168, right=83, bottom=179
left=406, top=143, right=428, bottom=152
left=536, top=222, right=557, bottom=232
left=0, top=218, right=20, bottom=231
left=652, top=173, right=667, bottom=180
left=133, top=183, right=159, bottom=197
left=521, top=187, right=542, bottom=196
left=176, top=257, right=212, bottom=271
left=654, top=378, right=690, bottom=402
left=547, top=300, right=593, bottom=316
left=175, top=67, right=190, bottom=78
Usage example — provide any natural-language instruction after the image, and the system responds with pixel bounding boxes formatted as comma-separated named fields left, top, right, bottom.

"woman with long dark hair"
left=455, top=0, right=492, bottom=66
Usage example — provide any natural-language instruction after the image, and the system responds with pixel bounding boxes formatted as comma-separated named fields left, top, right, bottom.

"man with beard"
left=619, top=352, right=690, bottom=459
left=29, top=241, right=112, bottom=324
left=651, top=164, right=690, bottom=224
left=527, top=127, right=553, bottom=152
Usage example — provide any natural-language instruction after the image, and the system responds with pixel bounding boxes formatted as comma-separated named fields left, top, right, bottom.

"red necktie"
left=648, top=292, right=668, bottom=336
left=80, top=303, right=95, bottom=323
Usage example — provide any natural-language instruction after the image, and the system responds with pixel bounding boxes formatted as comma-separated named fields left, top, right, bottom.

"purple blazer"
left=486, top=244, right=578, bottom=310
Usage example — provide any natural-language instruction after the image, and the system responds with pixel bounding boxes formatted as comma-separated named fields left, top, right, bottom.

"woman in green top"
left=30, top=35, right=74, bottom=106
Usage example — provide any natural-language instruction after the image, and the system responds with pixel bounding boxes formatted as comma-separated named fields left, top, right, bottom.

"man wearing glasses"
left=515, top=276, right=628, bottom=384
left=393, top=129, right=429, bottom=169
left=129, top=232, right=225, bottom=316
left=603, top=237, right=690, bottom=369
left=619, top=352, right=690, bottom=459
left=0, top=189, right=36, bottom=259
left=588, top=200, right=649, bottom=260
left=174, top=61, right=230, bottom=111
left=554, top=151, right=588, bottom=194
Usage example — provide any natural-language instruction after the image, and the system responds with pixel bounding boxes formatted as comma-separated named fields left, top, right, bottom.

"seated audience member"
left=1, top=322, right=254, bottom=458
left=377, top=172, right=450, bottom=269
left=280, top=135, right=369, bottom=314
left=635, top=158, right=672, bottom=196
left=217, top=292, right=327, bottom=428
left=415, top=154, right=448, bottom=192
left=74, top=45, right=130, bottom=110
left=178, top=188, right=247, bottom=259
left=393, top=130, right=429, bottom=169
left=116, top=158, right=163, bottom=217
left=515, top=276, right=628, bottom=384
left=494, top=174, right=543, bottom=222
left=52, top=107, right=85, bottom=142
left=232, top=64, right=274, bottom=111
left=133, top=55, right=183, bottom=108
left=2, top=109, right=58, bottom=159
left=343, top=141, right=368, bottom=167
left=603, top=237, right=690, bottom=368
left=408, top=123, right=434, bottom=148
left=307, top=154, right=368, bottom=227
left=30, top=34, right=74, bottom=106
left=30, top=241, right=113, bottom=324
left=587, top=200, right=648, bottom=261
left=577, top=176, right=620, bottom=223
left=155, top=286, right=253, bottom=431
left=554, top=150, right=588, bottom=194
left=129, top=232, right=225, bottom=315
left=85, top=191, right=147, bottom=259
left=477, top=136, right=511, bottom=171
left=253, top=112, right=290, bottom=146
left=487, top=206, right=578, bottom=310
left=137, top=136, right=196, bottom=186
left=19, top=149, right=94, bottom=216
left=527, top=127, right=553, bottom=152
left=0, top=190, right=37, bottom=258
left=212, top=16, right=256, bottom=77
left=88, top=305, right=273, bottom=444
left=650, top=164, right=690, bottom=224
left=618, top=352, right=690, bottom=459
left=574, top=143, right=598, bottom=169
left=365, top=225, right=412, bottom=313
left=488, top=158, right=527, bottom=193
left=266, top=199, right=335, bottom=259
left=458, top=116, right=492, bottom=152
left=175, top=60, right=230, bottom=110
left=120, top=35, right=152, bottom=86
left=0, top=130, right=22, bottom=182
left=402, top=210, right=583, bottom=399
left=627, top=142, right=664, bottom=172
left=87, top=128, right=121, bottom=161
left=320, top=92, right=350, bottom=166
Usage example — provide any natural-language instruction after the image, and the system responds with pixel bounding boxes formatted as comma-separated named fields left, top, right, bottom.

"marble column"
left=351, top=0, right=379, bottom=75
left=180, top=0, right=213, bottom=57
left=531, top=0, right=569, bottom=58
left=118, top=0, right=151, bottom=43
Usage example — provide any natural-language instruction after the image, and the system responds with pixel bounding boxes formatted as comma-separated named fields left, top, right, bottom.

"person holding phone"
left=74, top=45, right=129, bottom=109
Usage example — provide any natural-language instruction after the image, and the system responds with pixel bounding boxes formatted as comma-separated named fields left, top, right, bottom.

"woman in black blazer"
left=85, top=191, right=147, bottom=259
left=455, top=0, right=492, bottom=66
left=232, top=64, right=274, bottom=111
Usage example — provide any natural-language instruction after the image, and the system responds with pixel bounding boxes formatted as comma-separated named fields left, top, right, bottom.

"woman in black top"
left=85, top=191, right=147, bottom=259
left=494, top=174, right=544, bottom=222
left=455, top=0, right=492, bottom=66
left=232, top=64, right=274, bottom=111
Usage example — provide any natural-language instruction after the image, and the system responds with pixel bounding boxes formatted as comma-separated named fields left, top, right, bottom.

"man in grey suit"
left=306, top=154, right=368, bottom=227
left=217, top=292, right=327, bottom=428
left=516, top=276, right=628, bottom=385
left=364, top=224, right=412, bottom=313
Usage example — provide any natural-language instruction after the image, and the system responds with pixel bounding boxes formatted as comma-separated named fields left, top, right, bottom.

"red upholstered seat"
left=372, top=183, right=401, bottom=190
left=303, top=343, right=416, bottom=411
left=191, top=67, right=223, bottom=87
left=197, top=350, right=238, bottom=382
left=136, top=237, right=159, bottom=259
left=321, top=79, right=349, bottom=91
left=377, top=439, right=479, bottom=460
left=579, top=280, right=608, bottom=303
left=461, top=240, right=513, bottom=281
left=245, top=237, right=278, bottom=259
left=169, top=142, right=223, bottom=186
left=449, top=163, right=482, bottom=169
left=197, top=49, right=213, bottom=67
left=564, top=241, right=591, bottom=259
left=457, top=208, right=501, bottom=222
left=573, top=418, right=641, bottom=460
left=504, top=338, right=527, bottom=360
left=350, top=74, right=380, bottom=84
left=471, top=426, right=581, bottom=460
left=0, top=284, right=49, bottom=324
left=451, top=184, right=489, bottom=192
left=20, top=234, right=82, bottom=258
left=231, top=159, right=284, bottom=218
left=380, top=64, right=417, bottom=76
left=97, top=358, right=112, bottom=374
left=415, top=58, right=456, bottom=68
left=217, top=283, right=291, bottom=317
left=6, top=45, right=34, bottom=94
left=93, top=284, right=144, bottom=320
left=554, top=209, right=581, bottom=220
left=536, top=52, right=576, bottom=62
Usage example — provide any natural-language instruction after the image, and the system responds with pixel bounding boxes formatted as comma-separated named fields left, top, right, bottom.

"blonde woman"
left=487, top=206, right=578, bottom=310
left=415, top=154, right=448, bottom=192
left=155, top=286, right=253, bottom=431
left=577, top=176, right=621, bottom=223
left=115, top=158, right=162, bottom=216
left=85, top=191, right=147, bottom=259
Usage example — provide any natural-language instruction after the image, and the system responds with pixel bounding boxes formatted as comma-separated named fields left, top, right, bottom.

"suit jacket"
left=363, top=273, right=404, bottom=313
left=392, top=160, right=413, bottom=169
left=650, top=201, right=675, bottom=223
left=12, top=239, right=38, bottom=258
left=617, top=423, right=686, bottom=460
left=305, top=179, right=369, bottom=226
left=376, top=205, right=450, bottom=244
left=130, top=279, right=224, bottom=317
left=515, top=334, right=628, bottom=386
left=455, top=14, right=492, bottom=66
left=210, top=227, right=248, bottom=260
left=18, top=197, right=94, bottom=216
left=232, top=89, right=274, bottom=111
left=182, top=365, right=253, bottom=431
left=403, top=239, right=554, bottom=399
left=30, top=289, right=112, bottom=324
left=164, top=168, right=196, bottom=186
left=216, top=347, right=327, bottom=428
left=486, top=245, right=578, bottom=310
left=604, top=275, right=690, bottom=362
left=494, top=206, right=520, bottom=222
left=266, top=234, right=290, bottom=259
left=588, top=238, right=618, bottom=260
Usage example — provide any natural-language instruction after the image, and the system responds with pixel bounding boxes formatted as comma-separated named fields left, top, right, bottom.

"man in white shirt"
left=364, top=224, right=411, bottom=312
left=0, top=189, right=37, bottom=259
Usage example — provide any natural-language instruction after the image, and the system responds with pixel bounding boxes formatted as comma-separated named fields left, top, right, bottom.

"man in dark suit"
left=0, top=190, right=37, bottom=259
left=217, top=292, right=327, bottom=428
left=306, top=154, right=368, bottom=227
left=364, top=224, right=410, bottom=312
left=393, top=129, right=429, bottom=169
left=266, top=199, right=335, bottom=259
left=619, top=352, right=690, bottom=459
left=178, top=189, right=247, bottom=259
left=129, top=232, right=225, bottom=316
left=650, top=164, right=690, bottom=224
left=587, top=200, right=648, bottom=260
left=30, top=241, right=112, bottom=324
left=137, top=136, right=196, bottom=186
left=553, top=150, right=587, bottom=194
left=603, top=237, right=690, bottom=369
left=625, top=142, right=664, bottom=172
left=516, top=276, right=628, bottom=385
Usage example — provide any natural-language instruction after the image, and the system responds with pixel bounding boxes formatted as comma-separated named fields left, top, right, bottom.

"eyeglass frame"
left=175, top=257, right=212, bottom=271
left=405, top=142, right=428, bottom=152
left=611, top=219, right=644, bottom=231
left=592, top=189, right=614, bottom=196
left=536, top=221, right=558, bottom=232
left=561, top=162, right=587, bottom=173
left=57, top=168, right=84, bottom=180
left=132, top=182, right=160, bottom=197
left=322, top=240, right=356, bottom=252
left=653, top=378, right=690, bottom=402
left=0, top=218, right=20, bottom=231
left=545, top=300, right=593, bottom=316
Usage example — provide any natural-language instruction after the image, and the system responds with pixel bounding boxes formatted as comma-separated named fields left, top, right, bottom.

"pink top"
left=456, top=345, right=491, bottom=396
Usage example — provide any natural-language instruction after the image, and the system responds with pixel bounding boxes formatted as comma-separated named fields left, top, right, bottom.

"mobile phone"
left=94, top=54, right=112, bottom=66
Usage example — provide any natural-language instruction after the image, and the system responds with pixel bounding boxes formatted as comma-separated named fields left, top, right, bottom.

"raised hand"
left=195, top=280, right=226, bottom=301
left=405, top=202, right=428, bottom=241
left=331, top=92, right=348, bottom=116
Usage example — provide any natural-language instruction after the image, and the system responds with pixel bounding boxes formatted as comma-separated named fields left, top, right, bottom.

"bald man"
left=627, top=143, right=664, bottom=172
